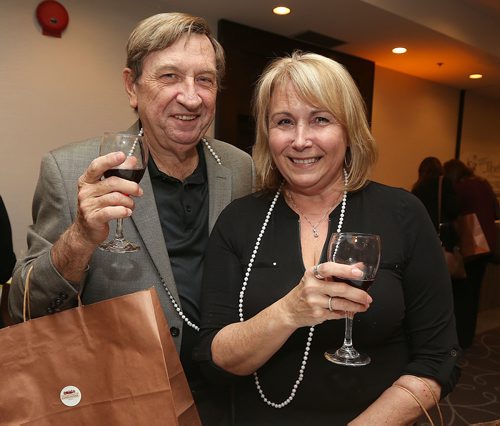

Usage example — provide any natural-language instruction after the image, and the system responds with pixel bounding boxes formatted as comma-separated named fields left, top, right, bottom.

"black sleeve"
left=193, top=201, right=253, bottom=384
left=399, top=194, right=461, bottom=396
left=0, top=196, right=16, bottom=283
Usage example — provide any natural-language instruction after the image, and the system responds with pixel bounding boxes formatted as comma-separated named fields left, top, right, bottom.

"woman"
left=444, top=159, right=499, bottom=349
left=195, top=52, right=460, bottom=424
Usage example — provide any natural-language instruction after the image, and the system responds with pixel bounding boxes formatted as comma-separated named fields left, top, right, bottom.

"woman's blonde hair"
left=126, top=12, right=225, bottom=87
left=252, top=51, right=377, bottom=192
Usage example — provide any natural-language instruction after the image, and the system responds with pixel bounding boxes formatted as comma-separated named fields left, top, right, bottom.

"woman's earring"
left=344, top=148, right=352, bottom=169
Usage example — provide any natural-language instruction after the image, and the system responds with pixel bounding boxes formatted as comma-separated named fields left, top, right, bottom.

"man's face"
left=124, top=33, right=218, bottom=157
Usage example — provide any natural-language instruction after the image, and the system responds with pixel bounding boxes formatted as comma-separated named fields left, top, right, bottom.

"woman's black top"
left=195, top=182, right=460, bottom=425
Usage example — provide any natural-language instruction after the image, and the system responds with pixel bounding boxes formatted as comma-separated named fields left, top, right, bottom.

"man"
left=9, top=12, right=254, bottom=423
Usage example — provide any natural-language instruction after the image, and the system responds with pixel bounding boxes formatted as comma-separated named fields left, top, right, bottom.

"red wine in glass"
left=98, top=132, right=149, bottom=253
left=334, top=277, right=375, bottom=292
left=103, top=168, right=146, bottom=183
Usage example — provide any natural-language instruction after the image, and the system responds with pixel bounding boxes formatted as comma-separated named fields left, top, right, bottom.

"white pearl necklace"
left=142, top=128, right=222, bottom=331
left=239, top=170, right=348, bottom=408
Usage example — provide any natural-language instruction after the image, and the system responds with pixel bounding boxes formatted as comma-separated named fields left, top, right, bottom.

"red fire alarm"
left=36, top=1, right=69, bottom=38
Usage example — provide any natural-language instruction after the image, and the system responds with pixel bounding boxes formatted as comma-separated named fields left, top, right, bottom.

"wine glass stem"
left=343, top=311, right=354, bottom=347
left=114, top=218, right=125, bottom=240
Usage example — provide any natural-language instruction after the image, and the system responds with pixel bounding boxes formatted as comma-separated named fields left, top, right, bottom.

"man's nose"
left=177, top=78, right=202, bottom=108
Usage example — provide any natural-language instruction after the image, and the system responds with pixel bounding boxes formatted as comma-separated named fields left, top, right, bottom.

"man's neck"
left=150, top=145, right=200, bottom=181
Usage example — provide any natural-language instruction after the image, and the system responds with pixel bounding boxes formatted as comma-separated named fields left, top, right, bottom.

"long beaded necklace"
left=141, top=128, right=222, bottom=332
left=239, top=169, right=348, bottom=408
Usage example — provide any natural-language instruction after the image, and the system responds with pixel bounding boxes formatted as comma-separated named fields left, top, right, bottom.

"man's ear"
left=123, top=68, right=138, bottom=109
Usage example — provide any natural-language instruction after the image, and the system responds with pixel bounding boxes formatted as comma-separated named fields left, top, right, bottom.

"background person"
left=411, top=156, right=460, bottom=251
left=0, top=195, right=16, bottom=328
left=9, top=12, right=254, bottom=424
left=195, top=52, right=460, bottom=425
left=443, top=159, right=499, bottom=349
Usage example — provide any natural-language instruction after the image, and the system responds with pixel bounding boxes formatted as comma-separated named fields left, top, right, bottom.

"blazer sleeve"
left=9, top=152, right=84, bottom=322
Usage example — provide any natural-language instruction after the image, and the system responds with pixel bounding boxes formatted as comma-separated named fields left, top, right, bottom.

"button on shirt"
left=148, top=144, right=209, bottom=383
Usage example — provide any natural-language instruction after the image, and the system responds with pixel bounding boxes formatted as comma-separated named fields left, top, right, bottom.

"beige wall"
left=370, top=66, right=460, bottom=190
left=460, top=92, right=500, bottom=198
left=1, top=0, right=497, bottom=259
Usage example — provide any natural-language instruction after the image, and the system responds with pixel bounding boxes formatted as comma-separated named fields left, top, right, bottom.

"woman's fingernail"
left=352, top=268, right=363, bottom=277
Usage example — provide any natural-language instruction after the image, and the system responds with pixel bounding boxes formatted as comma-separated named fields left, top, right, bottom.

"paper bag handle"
left=22, top=264, right=83, bottom=322
left=22, top=264, right=34, bottom=322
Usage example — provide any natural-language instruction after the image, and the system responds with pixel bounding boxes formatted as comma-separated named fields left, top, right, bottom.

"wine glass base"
left=324, top=347, right=371, bottom=367
left=99, top=238, right=140, bottom=253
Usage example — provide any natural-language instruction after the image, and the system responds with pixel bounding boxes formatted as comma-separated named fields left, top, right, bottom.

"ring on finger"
left=328, top=296, right=334, bottom=312
left=313, top=264, right=325, bottom=280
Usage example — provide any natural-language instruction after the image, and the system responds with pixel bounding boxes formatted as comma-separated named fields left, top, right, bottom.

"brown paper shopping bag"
left=458, top=213, right=491, bottom=260
left=0, top=286, right=200, bottom=425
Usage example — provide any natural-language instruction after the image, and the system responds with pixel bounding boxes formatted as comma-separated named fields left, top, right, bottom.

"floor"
left=476, top=306, right=500, bottom=334
left=417, top=306, right=500, bottom=426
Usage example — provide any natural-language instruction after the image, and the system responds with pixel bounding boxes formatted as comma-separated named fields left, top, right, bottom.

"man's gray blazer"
left=9, top=134, right=254, bottom=351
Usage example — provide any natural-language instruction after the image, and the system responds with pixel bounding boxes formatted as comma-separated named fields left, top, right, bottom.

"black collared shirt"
left=148, top=144, right=209, bottom=382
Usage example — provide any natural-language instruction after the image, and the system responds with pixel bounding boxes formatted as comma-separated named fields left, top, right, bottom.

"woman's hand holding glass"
left=280, top=263, right=372, bottom=329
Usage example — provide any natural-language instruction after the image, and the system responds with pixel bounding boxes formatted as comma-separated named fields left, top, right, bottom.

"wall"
left=370, top=66, right=459, bottom=190
left=461, top=91, right=500, bottom=199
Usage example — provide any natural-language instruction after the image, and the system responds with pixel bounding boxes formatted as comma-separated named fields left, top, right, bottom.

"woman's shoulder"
left=213, top=191, right=278, bottom=239
left=219, top=191, right=276, bottom=218
left=358, top=181, right=428, bottom=217
left=362, top=181, right=420, bottom=202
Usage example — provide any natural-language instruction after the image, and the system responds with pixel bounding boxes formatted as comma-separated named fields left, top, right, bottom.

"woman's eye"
left=315, top=116, right=330, bottom=124
left=277, top=118, right=293, bottom=126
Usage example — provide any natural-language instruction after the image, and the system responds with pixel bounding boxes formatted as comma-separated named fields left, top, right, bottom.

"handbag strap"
left=437, top=175, right=443, bottom=226
left=22, top=264, right=34, bottom=322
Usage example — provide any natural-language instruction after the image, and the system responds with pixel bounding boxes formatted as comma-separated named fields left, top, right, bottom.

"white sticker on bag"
left=60, top=385, right=82, bottom=407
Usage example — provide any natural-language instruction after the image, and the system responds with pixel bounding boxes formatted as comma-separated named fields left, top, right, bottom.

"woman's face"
left=268, top=81, right=347, bottom=195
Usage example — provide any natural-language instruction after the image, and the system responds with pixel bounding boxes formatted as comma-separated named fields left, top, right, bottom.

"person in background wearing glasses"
left=9, top=13, right=253, bottom=424
left=194, top=52, right=460, bottom=425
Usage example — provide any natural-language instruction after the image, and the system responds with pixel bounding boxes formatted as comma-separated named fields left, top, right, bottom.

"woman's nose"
left=291, top=125, right=312, bottom=150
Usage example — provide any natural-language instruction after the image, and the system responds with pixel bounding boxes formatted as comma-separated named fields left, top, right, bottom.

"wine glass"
left=324, top=232, right=381, bottom=366
left=98, top=132, right=148, bottom=253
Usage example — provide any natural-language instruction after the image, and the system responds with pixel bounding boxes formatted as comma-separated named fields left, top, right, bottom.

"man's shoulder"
left=50, top=137, right=100, bottom=156
left=206, top=138, right=252, bottom=162
left=47, top=137, right=101, bottom=166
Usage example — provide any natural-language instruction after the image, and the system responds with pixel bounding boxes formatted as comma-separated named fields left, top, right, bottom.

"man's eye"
left=197, top=76, right=215, bottom=87
left=160, top=73, right=178, bottom=81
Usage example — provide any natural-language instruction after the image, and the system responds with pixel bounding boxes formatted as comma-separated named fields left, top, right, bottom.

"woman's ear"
left=123, top=68, right=138, bottom=109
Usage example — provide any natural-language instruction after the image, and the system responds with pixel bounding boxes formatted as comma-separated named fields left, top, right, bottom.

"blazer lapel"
left=130, top=169, right=180, bottom=301
left=205, top=143, right=232, bottom=232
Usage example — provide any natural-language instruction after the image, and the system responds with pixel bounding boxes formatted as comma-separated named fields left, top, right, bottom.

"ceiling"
left=163, top=0, right=500, bottom=100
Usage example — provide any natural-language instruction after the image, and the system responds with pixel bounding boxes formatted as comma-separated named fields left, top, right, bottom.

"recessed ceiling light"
left=273, top=6, right=291, bottom=15
left=469, top=73, right=483, bottom=79
left=392, top=47, right=407, bottom=54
